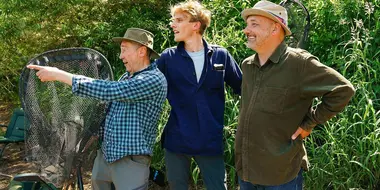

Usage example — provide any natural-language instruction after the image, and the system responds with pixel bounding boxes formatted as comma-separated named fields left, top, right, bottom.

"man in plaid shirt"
left=28, top=28, right=167, bottom=190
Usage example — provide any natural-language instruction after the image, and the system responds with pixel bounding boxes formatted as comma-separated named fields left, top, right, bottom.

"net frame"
left=18, top=47, right=114, bottom=188
left=280, top=0, right=311, bottom=49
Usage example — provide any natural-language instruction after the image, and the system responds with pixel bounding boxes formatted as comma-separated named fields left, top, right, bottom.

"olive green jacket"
left=235, top=41, right=355, bottom=185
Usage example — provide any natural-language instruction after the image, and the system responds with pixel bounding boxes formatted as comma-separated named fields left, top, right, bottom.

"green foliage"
left=0, top=0, right=181, bottom=101
left=1, top=0, right=379, bottom=189
left=302, top=1, right=380, bottom=189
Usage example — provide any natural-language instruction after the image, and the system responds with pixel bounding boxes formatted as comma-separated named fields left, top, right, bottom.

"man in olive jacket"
left=235, top=1, right=355, bottom=189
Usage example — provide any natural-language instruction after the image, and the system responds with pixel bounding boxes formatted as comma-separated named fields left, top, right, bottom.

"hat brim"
left=112, top=37, right=160, bottom=60
left=242, top=9, right=292, bottom=36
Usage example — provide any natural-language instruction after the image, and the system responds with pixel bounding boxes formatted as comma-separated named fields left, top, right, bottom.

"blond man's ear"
left=193, top=21, right=202, bottom=33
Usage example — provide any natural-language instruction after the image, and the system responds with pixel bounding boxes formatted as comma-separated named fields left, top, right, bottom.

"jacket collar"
left=177, top=38, right=214, bottom=56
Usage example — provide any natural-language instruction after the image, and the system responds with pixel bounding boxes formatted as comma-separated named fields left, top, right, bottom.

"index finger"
left=291, top=127, right=302, bottom=140
left=27, top=64, right=44, bottom=70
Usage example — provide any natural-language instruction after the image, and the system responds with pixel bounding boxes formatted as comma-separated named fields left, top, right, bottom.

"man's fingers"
left=27, top=64, right=44, bottom=70
left=35, top=70, right=41, bottom=77
left=291, top=128, right=301, bottom=140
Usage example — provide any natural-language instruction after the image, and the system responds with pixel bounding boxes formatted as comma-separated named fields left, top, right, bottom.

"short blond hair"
left=171, top=1, right=211, bottom=35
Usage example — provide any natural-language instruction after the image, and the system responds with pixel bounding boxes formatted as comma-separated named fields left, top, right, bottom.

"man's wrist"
left=300, top=123, right=316, bottom=131
left=56, top=70, right=74, bottom=86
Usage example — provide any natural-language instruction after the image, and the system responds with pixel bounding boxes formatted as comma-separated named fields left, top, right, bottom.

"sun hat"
left=241, top=0, right=292, bottom=36
left=112, top=28, right=160, bottom=59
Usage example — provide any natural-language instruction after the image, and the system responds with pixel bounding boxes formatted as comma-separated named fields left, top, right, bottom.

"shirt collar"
left=124, top=62, right=156, bottom=79
left=250, top=40, right=287, bottom=66
left=269, top=40, right=287, bottom=64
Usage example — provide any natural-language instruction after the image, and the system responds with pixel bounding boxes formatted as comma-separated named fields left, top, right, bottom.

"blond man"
left=156, top=1, right=242, bottom=189
left=236, top=1, right=355, bottom=189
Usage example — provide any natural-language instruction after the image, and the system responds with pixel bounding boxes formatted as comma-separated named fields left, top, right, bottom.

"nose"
left=119, top=52, right=123, bottom=60
left=170, top=22, right=176, bottom=29
left=243, top=26, right=249, bottom=35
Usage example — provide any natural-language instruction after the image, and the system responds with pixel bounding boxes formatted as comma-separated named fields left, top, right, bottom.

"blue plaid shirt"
left=72, top=63, right=167, bottom=163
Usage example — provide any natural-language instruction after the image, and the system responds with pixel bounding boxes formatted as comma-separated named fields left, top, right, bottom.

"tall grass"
left=304, top=1, right=380, bottom=188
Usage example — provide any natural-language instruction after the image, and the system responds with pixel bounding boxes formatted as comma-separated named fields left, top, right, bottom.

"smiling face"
left=243, top=15, right=277, bottom=52
left=170, top=12, right=199, bottom=42
left=119, top=40, right=142, bottom=73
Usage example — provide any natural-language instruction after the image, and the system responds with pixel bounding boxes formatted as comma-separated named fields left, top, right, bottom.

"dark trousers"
left=164, top=149, right=226, bottom=190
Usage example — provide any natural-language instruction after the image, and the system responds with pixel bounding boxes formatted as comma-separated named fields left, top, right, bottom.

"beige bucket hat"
left=113, top=28, right=160, bottom=59
left=241, top=0, right=292, bottom=36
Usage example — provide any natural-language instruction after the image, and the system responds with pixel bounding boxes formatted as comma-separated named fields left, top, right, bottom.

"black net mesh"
left=281, top=0, right=311, bottom=49
left=19, top=48, right=114, bottom=188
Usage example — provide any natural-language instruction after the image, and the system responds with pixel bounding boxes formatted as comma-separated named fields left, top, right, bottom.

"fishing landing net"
left=280, top=0, right=311, bottom=49
left=19, top=47, right=114, bottom=188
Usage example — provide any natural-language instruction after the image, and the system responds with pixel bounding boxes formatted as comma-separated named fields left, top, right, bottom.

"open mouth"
left=247, top=35, right=256, bottom=41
